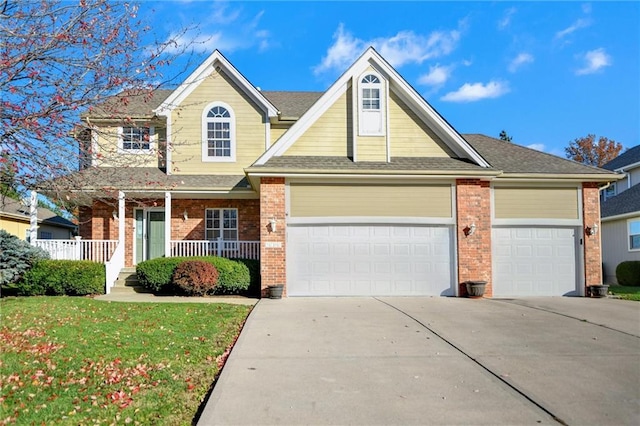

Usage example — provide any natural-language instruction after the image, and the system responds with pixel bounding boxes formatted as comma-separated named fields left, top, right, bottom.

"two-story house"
left=600, top=145, right=640, bottom=283
left=37, top=48, right=618, bottom=297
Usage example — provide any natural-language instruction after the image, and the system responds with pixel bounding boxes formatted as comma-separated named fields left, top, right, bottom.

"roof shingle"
left=601, top=184, right=640, bottom=218
left=601, top=145, right=640, bottom=171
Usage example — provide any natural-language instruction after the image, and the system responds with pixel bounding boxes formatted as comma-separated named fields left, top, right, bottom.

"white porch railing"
left=34, top=239, right=118, bottom=263
left=170, top=238, right=260, bottom=260
left=104, top=242, right=125, bottom=294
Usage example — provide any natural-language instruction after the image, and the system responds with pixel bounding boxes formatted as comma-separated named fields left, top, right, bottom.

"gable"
left=255, top=47, right=488, bottom=167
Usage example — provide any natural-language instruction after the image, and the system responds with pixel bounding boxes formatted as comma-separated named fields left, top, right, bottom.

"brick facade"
left=456, top=179, right=492, bottom=297
left=582, top=182, right=603, bottom=287
left=259, top=177, right=286, bottom=297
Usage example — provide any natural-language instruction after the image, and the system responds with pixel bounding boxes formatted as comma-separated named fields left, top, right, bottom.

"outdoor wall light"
left=269, top=217, right=277, bottom=233
left=183, top=210, right=188, bottom=221
left=586, top=223, right=598, bottom=236
left=464, top=223, right=476, bottom=236
left=112, top=210, right=118, bottom=220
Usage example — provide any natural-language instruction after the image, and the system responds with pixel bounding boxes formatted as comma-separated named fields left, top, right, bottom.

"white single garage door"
left=493, top=227, right=578, bottom=296
left=287, top=225, right=453, bottom=296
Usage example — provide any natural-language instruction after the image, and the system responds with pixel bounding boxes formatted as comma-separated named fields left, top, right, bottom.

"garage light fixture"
left=183, top=210, right=188, bottom=221
left=586, top=223, right=598, bottom=236
left=269, top=217, right=277, bottom=233
left=112, top=210, right=118, bottom=221
left=464, top=223, right=476, bottom=236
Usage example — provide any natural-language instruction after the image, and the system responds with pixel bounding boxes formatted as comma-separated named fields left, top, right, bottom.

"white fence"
left=170, top=239, right=260, bottom=260
left=34, top=239, right=118, bottom=263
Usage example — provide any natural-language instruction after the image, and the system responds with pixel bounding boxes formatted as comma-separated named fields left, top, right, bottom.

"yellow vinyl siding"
left=284, top=91, right=351, bottom=156
left=0, top=217, right=29, bottom=240
left=290, top=184, right=452, bottom=217
left=388, top=90, right=454, bottom=157
left=356, top=136, right=387, bottom=161
left=170, top=69, right=266, bottom=174
left=270, top=124, right=291, bottom=146
left=94, top=125, right=159, bottom=168
left=494, top=187, right=579, bottom=219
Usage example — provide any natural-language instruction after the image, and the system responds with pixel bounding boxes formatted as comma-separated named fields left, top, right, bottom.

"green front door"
left=147, top=211, right=165, bottom=260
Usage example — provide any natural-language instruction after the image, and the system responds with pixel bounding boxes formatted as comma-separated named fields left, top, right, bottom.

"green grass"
left=0, top=297, right=252, bottom=425
left=608, top=285, right=640, bottom=301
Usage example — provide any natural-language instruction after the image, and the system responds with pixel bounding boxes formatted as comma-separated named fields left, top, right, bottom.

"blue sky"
left=144, top=1, right=639, bottom=157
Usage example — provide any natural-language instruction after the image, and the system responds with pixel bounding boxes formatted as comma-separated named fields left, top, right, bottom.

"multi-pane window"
left=121, top=127, right=151, bottom=150
left=205, top=106, right=232, bottom=158
left=205, top=209, right=238, bottom=241
left=629, top=219, right=640, bottom=251
left=361, top=74, right=381, bottom=110
left=603, top=183, right=616, bottom=201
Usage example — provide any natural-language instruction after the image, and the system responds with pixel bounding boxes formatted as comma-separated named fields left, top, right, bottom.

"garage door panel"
left=493, top=227, right=577, bottom=296
left=288, top=225, right=453, bottom=296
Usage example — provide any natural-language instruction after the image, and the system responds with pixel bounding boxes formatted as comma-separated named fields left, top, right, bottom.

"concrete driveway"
left=197, top=297, right=640, bottom=425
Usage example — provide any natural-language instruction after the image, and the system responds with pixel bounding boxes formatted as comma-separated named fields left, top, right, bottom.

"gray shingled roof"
left=601, top=184, right=640, bottom=218
left=253, top=156, right=491, bottom=172
left=0, top=199, right=77, bottom=229
left=462, top=134, right=613, bottom=175
left=262, top=91, right=323, bottom=119
left=601, top=145, right=640, bottom=171
left=43, top=168, right=251, bottom=192
left=82, top=89, right=174, bottom=119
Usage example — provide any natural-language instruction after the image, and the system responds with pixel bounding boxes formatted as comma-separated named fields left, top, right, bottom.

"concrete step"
left=109, top=284, right=150, bottom=294
left=116, top=267, right=139, bottom=287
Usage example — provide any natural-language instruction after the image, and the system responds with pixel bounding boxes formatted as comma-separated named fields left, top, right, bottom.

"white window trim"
left=205, top=208, right=239, bottom=241
left=201, top=101, right=236, bottom=163
left=628, top=218, right=640, bottom=252
left=117, top=125, right=155, bottom=154
left=358, top=71, right=385, bottom=137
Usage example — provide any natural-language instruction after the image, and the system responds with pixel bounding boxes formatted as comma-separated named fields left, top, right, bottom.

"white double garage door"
left=287, top=224, right=579, bottom=297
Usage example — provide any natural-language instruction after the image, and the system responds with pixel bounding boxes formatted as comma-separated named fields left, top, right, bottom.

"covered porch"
left=29, top=188, right=261, bottom=293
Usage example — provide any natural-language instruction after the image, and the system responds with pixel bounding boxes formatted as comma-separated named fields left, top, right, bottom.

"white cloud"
left=508, top=53, right=534, bottom=73
left=314, top=22, right=464, bottom=75
left=418, top=64, right=453, bottom=86
left=576, top=48, right=612, bottom=75
left=441, top=81, right=510, bottom=102
left=498, top=7, right=517, bottom=30
left=555, top=18, right=591, bottom=39
left=162, top=4, right=272, bottom=54
left=527, top=143, right=546, bottom=152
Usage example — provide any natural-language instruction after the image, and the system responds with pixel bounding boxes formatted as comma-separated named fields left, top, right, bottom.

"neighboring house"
left=600, top=145, right=640, bottom=283
left=0, top=198, right=76, bottom=240
left=36, top=48, right=618, bottom=297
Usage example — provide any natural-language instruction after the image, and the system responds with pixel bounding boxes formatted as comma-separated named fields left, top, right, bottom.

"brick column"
left=582, top=182, right=602, bottom=287
left=260, top=177, right=286, bottom=298
left=456, top=179, right=492, bottom=297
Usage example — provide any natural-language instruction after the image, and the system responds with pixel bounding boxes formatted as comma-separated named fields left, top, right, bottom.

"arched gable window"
left=361, top=74, right=381, bottom=111
left=202, top=102, right=236, bottom=162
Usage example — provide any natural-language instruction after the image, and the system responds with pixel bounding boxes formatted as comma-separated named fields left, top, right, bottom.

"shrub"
left=0, top=230, right=49, bottom=291
left=137, top=256, right=251, bottom=295
left=232, top=258, right=261, bottom=297
left=172, top=260, right=219, bottom=296
left=19, top=260, right=105, bottom=296
left=616, top=261, right=640, bottom=286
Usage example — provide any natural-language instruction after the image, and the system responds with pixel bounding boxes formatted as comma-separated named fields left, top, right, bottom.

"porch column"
left=118, top=191, right=125, bottom=247
left=164, top=191, right=171, bottom=258
left=29, top=190, right=38, bottom=243
left=260, top=177, right=286, bottom=298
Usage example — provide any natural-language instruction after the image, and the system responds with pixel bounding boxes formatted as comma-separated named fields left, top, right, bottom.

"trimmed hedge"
left=232, top=258, right=261, bottom=297
left=616, top=261, right=640, bottom=286
left=136, top=256, right=250, bottom=294
left=18, top=260, right=105, bottom=296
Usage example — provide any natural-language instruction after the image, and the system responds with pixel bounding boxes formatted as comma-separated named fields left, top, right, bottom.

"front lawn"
left=608, top=285, right=640, bottom=301
left=0, top=297, right=252, bottom=425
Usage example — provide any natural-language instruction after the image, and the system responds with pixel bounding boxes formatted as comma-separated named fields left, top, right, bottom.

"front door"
left=134, top=209, right=165, bottom=263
